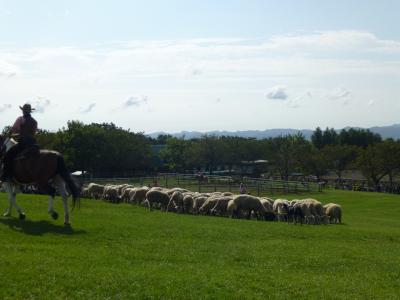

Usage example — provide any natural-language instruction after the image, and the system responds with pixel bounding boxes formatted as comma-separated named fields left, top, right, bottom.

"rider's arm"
left=11, top=117, right=23, bottom=134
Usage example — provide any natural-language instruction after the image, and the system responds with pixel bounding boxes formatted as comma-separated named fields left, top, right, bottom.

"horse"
left=0, top=134, right=80, bottom=225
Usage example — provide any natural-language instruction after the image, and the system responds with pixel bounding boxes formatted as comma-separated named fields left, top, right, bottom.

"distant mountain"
left=147, top=124, right=400, bottom=140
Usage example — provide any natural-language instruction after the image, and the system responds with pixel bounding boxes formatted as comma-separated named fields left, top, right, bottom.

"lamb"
left=146, top=190, right=170, bottom=211
left=324, top=203, right=342, bottom=224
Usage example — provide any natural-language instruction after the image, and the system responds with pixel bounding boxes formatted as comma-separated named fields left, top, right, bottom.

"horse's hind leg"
left=46, top=185, right=59, bottom=220
left=54, top=176, right=70, bottom=225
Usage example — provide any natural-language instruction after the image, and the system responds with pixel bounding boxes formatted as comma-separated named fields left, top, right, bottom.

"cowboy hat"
left=19, top=103, right=35, bottom=113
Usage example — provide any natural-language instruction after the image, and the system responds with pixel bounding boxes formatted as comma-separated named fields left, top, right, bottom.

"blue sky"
left=1, top=1, right=400, bottom=133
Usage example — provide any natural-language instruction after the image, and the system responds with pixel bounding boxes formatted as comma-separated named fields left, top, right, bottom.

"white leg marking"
left=48, top=195, right=54, bottom=214
left=54, top=176, right=70, bottom=225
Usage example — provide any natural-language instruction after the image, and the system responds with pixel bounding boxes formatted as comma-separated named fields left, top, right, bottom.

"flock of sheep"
left=82, top=183, right=342, bottom=225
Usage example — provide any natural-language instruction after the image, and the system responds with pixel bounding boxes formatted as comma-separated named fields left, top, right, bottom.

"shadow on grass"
left=0, top=218, right=86, bottom=236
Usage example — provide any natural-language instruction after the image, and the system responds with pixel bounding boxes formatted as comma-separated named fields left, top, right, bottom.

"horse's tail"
left=57, top=154, right=80, bottom=210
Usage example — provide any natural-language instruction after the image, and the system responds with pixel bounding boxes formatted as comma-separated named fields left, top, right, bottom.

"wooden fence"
left=82, top=173, right=323, bottom=196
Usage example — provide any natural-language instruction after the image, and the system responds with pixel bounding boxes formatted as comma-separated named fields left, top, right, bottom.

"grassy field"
left=0, top=190, right=399, bottom=299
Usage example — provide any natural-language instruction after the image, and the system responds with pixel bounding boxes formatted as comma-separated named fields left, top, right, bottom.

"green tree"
left=322, top=144, right=358, bottom=181
left=356, top=145, right=386, bottom=188
left=269, top=134, right=310, bottom=180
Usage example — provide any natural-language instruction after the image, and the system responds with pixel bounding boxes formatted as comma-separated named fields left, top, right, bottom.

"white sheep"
left=146, top=190, right=170, bottom=211
left=324, top=203, right=342, bottom=224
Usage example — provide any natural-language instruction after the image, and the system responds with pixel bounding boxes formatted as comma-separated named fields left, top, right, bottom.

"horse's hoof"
left=51, top=211, right=59, bottom=220
left=19, top=213, right=26, bottom=220
left=64, top=222, right=71, bottom=227
left=3, top=212, right=11, bottom=217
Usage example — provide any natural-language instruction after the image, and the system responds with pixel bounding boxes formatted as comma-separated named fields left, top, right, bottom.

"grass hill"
left=0, top=190, right=399, bottom=299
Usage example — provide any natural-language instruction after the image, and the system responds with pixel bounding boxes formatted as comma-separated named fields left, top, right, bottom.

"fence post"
left=166, top=175, right=168, bottom=188
left=257, top=181, right=260, bottom=196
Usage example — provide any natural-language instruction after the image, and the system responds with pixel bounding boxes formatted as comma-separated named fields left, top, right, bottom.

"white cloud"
left=30, top=97, right=51, bottom=113
left=123, top=95, right=148, bottom=108
left=266, top=86, right=288, bottom=100
left=81, top=103, right=96, bottom=113
left=0, top=104, right=12, bottom=113
left=328, top=87, right=351, bottom=101
left=287, top=91, right=312, bottom=108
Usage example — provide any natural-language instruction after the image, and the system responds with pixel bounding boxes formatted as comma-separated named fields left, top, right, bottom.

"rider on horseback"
left=1, top=103, right=38, bottom=182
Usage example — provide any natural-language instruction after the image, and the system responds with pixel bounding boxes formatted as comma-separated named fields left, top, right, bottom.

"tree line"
left=3, top=121, right=400, bottom=188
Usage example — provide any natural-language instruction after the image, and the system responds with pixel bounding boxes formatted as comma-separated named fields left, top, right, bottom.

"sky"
left=0, top=0, right=400, bottom=133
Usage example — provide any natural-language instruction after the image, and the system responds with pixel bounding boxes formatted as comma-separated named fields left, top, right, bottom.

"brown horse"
left=0, top=135, right=80, bottom=225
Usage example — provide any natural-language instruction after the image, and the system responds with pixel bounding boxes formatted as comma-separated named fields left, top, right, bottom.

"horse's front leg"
left=3, top=182, right=25, bottom=219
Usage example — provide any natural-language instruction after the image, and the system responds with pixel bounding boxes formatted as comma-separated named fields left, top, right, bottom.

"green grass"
left=0, top=190, right=399, bottom=299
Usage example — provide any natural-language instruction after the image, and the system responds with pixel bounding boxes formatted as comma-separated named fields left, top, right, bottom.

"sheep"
left=324, top=203, right=342, bottom=224
left=121, top=187, right=136, bottom=203
left=198, top=195, right=223, bottom=215
left=273, top=199, right=289, bottom=222
left=302, top=198, right=327, bottom=225
left=182, top=194, right=194, bottom=214
left=259, top=198, right=276, bottom=221
left=86, top=183, right=105, bottom=199
left=210, top=196, right=233, bottom=216
left=117, top=184, right=130, bottom=196
left=261, top=197, right=275, bottom=206
left=192, top=196, right=208, bottom=214
left=228, top=195, right=266, bottom=220
left=103, top=185, right=120, bottom=203
left=146, top=190, right=170, bottom=211
left=166, top=187, right=188, bottom=196
left=222, top=192, right=233, bottom=197
left=131, top=187, right=149, bottom=204
left=287, top=202, right=304, bottom=225
left=167, top=191, right=184, bottom=213
left=298, top=201, right=315, bottom=225
left=81, top=187, right=90, bottom=198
